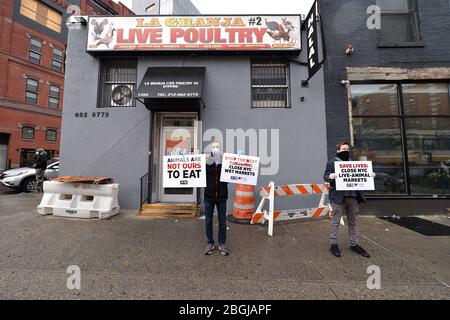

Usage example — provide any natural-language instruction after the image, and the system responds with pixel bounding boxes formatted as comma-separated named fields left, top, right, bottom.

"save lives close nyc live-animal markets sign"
left=335, top=161, right=375, bottom=191
left=87, top=16, right=301, bottom=51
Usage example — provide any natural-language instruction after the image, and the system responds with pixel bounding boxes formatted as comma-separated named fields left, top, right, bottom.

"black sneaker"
left=203, top=243, right=215, bottom=255
left=330, top=244, right=341, bottom=257
left=350, top=245, right=370, bottom=258
left=218, top=244, right=229, bottom=256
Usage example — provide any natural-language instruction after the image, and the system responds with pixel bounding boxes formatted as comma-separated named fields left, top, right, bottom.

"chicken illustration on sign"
left=89, top=19, right=116, bottom=48
left=87, top=16, right=301, bottom=51
left=265, top=17, right=297, bottom=43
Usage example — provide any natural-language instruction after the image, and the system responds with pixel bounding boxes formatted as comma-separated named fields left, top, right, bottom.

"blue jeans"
left=204, top=199, right=227, bottom=245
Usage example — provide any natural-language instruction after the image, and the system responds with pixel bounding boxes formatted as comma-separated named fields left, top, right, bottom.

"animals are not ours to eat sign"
left=163, top=154, right=206, bottom=188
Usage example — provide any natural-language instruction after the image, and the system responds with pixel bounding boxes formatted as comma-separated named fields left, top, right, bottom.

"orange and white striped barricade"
left=251, top=182, right=332, bottom=236
left=232, top=184, right=256, bottom=222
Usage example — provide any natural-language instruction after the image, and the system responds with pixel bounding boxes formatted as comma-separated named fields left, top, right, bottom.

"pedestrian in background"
left=33, top=148, right=47, bottom=192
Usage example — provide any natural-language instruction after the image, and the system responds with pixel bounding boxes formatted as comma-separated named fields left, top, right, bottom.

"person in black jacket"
left=323, top=142, right=374, bottom=258
left=203, top=142, right=229, bottom=256
left=32, top=148, right=47, bottom=192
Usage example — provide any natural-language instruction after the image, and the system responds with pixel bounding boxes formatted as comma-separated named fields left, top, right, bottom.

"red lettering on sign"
left=199, top=28, right=214, bottom=43
left=117, top=28, right=132, bottom=43
left=253, top=28, right=267, bottom=42
left=170, top=28, right=184, bottom=43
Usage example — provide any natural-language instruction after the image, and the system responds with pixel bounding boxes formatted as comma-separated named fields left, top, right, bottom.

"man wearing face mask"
left=203, top=142, right=229, bottom=256
left=32, top=148, right=47, bottom=192
left=323, top=142, right=374, bottom=258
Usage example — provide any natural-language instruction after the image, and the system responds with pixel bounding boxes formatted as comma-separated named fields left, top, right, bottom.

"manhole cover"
left=378, top=216, right=450, bottom=236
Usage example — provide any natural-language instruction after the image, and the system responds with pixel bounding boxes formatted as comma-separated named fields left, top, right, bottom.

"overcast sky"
left=115, top=0, right=315, bottom=14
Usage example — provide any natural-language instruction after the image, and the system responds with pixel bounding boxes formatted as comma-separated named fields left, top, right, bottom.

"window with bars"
left=48, top=85, right=60, bottom=108
left=25, top=78, right=39, bottom=104
left=29, top=37, right=42, bottom=64
left=98, top=59, right=137, bottom=108
left=52, top=47, right=63, bottom=72
left=251, top=60, right=290, bottom=108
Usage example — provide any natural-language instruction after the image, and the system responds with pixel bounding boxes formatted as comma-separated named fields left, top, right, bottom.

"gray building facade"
left=60, top=15, right=328, bottom=212
left=320, top=0, right=450, bottom=211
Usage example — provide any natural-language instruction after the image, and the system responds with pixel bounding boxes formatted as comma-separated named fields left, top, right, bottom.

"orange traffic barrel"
left=229, top=184, right=255, bottom=224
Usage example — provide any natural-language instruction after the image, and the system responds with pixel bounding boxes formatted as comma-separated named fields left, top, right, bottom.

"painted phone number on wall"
left=74, top=112, right=110, bottom=118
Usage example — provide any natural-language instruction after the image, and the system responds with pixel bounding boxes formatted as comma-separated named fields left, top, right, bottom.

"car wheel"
left=21, top=176, right=37, bottom=193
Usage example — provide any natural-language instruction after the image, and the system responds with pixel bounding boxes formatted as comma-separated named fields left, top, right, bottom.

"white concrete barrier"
left=37, top=181, right=120, bottom=219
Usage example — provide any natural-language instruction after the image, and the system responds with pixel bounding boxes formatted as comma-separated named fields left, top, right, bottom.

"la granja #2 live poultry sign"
left=87, top=16, right=301, bottom=51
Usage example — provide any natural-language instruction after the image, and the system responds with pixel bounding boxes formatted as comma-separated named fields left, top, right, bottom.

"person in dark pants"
left=203, top=142, right=229, bottom=256
left=323, top=142, right=375, bottom=258
left=32, top=148, right=47, bottom=192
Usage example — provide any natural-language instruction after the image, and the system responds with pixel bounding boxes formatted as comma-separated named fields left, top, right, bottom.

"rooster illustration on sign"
left=265, top=17, right=296, bottom=44
left=89, top=18, right=116, bottom=48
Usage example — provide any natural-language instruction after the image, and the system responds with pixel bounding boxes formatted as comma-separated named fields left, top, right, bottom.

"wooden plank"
left=138, top=211, right=196, bottom=218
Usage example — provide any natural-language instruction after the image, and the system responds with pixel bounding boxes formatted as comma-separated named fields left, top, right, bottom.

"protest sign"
left=220, top=153, right=260, bottom=185
left=163, top=154, right=206, bottom=188
left=335, top=161, right=375, bottom=191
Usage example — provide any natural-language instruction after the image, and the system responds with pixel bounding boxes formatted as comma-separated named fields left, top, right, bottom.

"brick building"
left=0, top=0, right=133, bottom=171
left=319, top=0, right=450, bottom=212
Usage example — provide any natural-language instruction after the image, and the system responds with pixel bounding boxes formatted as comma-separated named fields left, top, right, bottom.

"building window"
left=52, top=47, right=63, bottom=71
left=98, top=59, right=137, bottom=108
left=20, top=0, right=63, bottom=33
left=45, top=129, right=57, bottom=142
left=251, top=60, right=290, bottom=108
left=48, top=85, right=60, bottom=108
left=25, top=78, right=39, bottom=104
left=350, top=83, right=450, bottom=197
left=21, top=126, right=35, bottom=140
left=377, top=0, right=421, bottom=46
left=28, top=37, right=42, bottom=64
left=160, top=0, right=173, bottom=14
left=20, top=149, right=36, bottom=167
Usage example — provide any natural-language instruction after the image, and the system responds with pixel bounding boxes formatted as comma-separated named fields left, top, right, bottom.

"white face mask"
left=211, top=147, right=220, bottom=156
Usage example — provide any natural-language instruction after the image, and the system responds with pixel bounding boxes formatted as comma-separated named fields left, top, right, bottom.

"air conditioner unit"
left=111, top=84, right=134, bottom=107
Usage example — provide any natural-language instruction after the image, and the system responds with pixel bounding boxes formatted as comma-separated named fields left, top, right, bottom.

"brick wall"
left=320, top=0, right=450, bottom=157
left=0, top=0, right=133, bottom=169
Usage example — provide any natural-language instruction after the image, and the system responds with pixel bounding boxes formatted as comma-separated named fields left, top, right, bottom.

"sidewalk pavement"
left=0, top=192, right=449, bottom=300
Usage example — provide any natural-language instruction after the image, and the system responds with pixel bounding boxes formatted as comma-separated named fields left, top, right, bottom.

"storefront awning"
left=136, top=67, right=205, bottom=100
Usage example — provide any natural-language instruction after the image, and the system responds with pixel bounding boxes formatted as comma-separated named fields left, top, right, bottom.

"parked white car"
left=0, top=160, right=59, bottom=192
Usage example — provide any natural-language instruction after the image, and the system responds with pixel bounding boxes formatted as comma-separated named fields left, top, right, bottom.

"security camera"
left=345, top=44, right=354, bottom=55
left=67, top=15, right=87, bottom=25
left=340, top=80, right=350, bottom=86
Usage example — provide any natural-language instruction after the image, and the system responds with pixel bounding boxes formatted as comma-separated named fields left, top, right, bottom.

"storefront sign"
left=335, top=161, right=375, bottom=191
left=137, top=67, right=205, bottom=99
left=220, top=153, right=260, bottom=186
left=306, top=0, right=321, bottom=79
left=87, top=16, right=301, bottom=51
left=163, top=154, right=206, bottom=188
